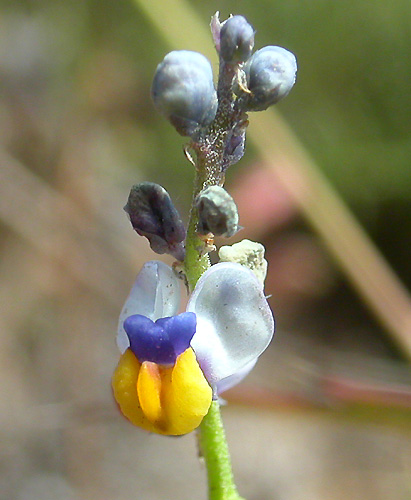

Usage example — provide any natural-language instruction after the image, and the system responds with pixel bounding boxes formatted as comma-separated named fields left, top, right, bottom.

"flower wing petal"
left=216, top=358, right=257, bottom=394
left=187, top=262, right=274, bottom=387
left=117, top=261, right=180, bottom=353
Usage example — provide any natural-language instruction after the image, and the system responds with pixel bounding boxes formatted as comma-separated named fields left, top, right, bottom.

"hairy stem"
left=198, top=402, right=245, bottom=500
left=184, top=160, right=242, bottom=499
left=184, top=166, right=211, bottom=291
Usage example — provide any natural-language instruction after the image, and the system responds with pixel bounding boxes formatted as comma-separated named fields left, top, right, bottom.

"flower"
left=112, top=260, right=274, bottom=435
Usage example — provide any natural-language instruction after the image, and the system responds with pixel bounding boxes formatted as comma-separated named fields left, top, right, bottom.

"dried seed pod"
left=196, top=186, right=239, bottom=238
left=124, top=182, right=186, bottom=261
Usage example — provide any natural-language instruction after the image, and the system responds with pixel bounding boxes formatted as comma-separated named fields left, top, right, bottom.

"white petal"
left=216, top=358, right=257, bottom=394
left=187, top=262, right=274, bottom=386
left=116, top=260, right=181, bottom=353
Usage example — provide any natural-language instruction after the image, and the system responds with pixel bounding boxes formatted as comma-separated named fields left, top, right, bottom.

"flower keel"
left=112, top=348, right=212, bottom=435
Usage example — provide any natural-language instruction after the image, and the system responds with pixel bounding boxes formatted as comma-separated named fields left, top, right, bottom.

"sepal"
left=242, top=46, right=297, bottom=111
left=219, top=15, right=255, bottom=64
left=117, top=261, right=180, bottom=353
left=151, top=50, right=217, bottom=138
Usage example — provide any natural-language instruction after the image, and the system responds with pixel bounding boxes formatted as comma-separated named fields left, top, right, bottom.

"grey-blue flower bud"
left=243, top=46, right=297, bottom=111
left=196, top=186, right=239, bottom=238
left=219, top=15, right=255, bottom=64
left=124, top=182, right=186, bottom=261
left=151, top=50, right=218, bottom=137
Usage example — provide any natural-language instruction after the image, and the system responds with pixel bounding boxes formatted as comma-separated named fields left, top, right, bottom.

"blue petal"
left=124, top=314, right=175, bottom=365
left=156, top=312, right=197, bottom=357
left=123, top=312, right=197, bottom=366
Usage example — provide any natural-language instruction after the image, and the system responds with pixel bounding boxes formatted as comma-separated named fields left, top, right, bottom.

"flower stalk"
left=113, top=10, right=295, bottom=500
left=183, top=95, right=243, bottom=500
left=198, top=402, right=245, bottom=500
left=176, top=13, right=293, bottom=499
left=183, top=167, right=211, bottom=292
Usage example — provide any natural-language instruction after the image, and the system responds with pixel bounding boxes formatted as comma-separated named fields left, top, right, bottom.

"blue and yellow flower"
left=112, top=261, right=274, bottom=435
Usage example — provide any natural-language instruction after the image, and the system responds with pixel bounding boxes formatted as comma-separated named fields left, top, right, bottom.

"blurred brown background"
left=0, top=0, right=410, bottom=499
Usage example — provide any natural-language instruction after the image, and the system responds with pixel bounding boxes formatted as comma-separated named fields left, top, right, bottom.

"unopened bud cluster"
left=124, top=13, right=297, bottom=263
left=152, top=13, right=296, bottom=140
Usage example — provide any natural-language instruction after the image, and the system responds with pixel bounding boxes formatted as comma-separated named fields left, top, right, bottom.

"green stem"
left=183, top=142, right=244, bottom=499
left=183, top=131, right=244, bottom=499
left=184, top=204, right=243, bottom=498
left=198, top=402, right=245, bottom=500
left=184, top=166, right=211, bottom=291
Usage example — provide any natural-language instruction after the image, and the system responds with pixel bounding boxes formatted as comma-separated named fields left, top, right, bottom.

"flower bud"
left=219, top=15, right=254, bottom=64
left=151, top=50, right=218, bottom=137
left=196, top=186, right=239, bottom=238
left=243, top=46, right=297, bottom=111
left=124, top=182, right=186, bottom=261
left=222, top=126, right=246, bottom=170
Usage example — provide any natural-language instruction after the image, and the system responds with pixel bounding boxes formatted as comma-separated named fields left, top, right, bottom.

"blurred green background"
left=0, top=1, right=410, bottom=499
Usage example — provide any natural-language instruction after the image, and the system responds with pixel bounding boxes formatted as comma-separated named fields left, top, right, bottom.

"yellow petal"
left=112, top=348, right=212, bottom=436
left=137, top=361, right=165, bottom=427
left=112, top=349, right=156, bottom=432
left=162, top=348, right=212, bottom=435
